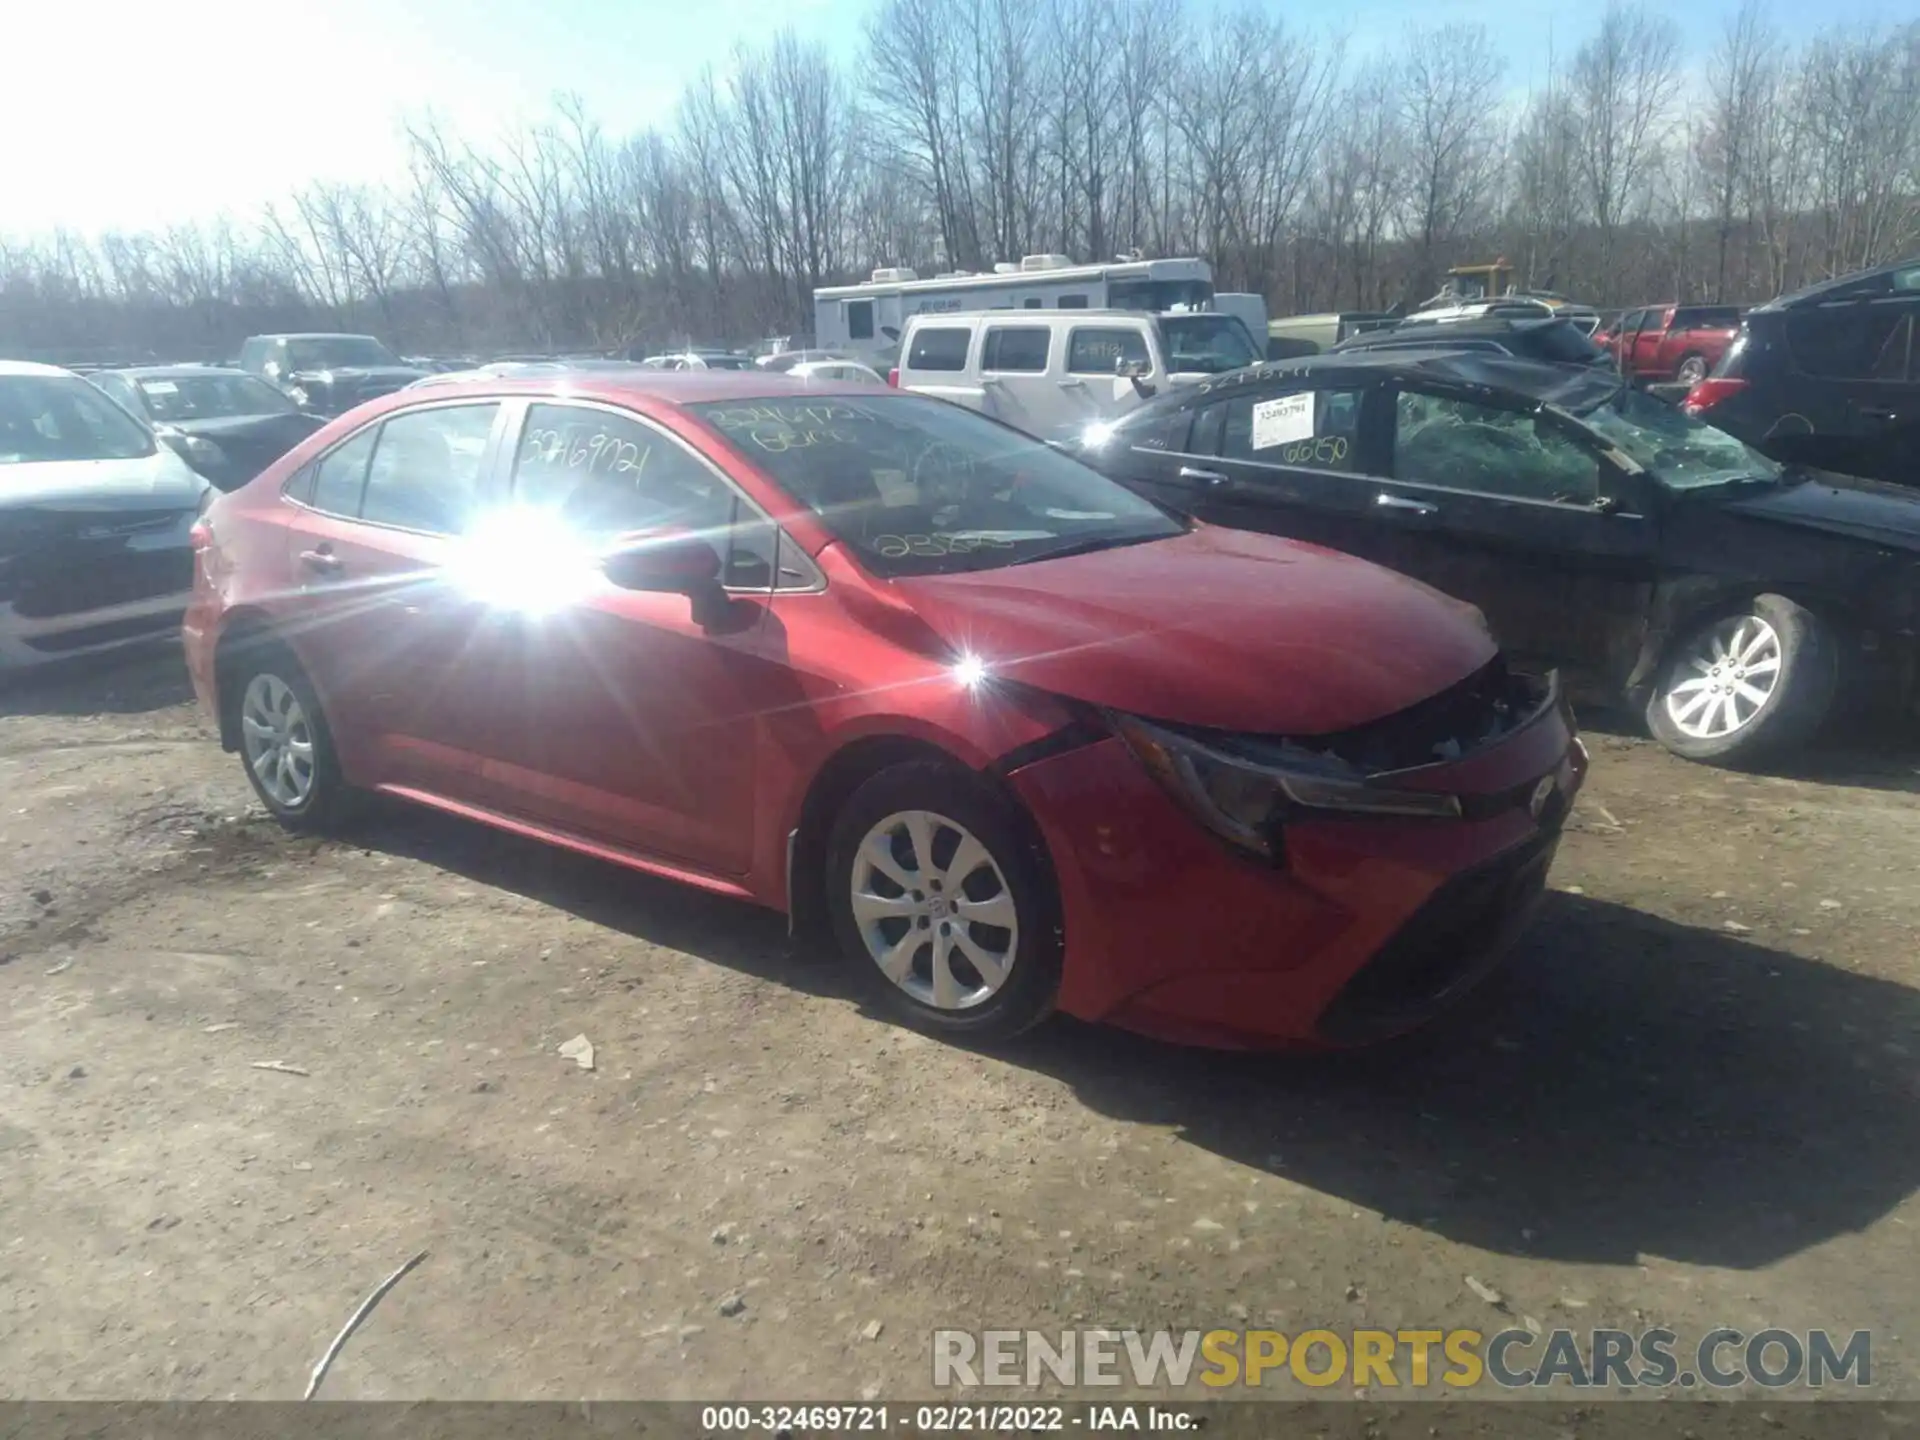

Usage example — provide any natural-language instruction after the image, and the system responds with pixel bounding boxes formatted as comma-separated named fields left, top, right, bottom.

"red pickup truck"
left=1595, top=304, right=1743, bottom=385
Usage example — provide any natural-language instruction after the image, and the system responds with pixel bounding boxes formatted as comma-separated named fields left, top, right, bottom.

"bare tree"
left=1397, top=24, right=1507, bottom=299
left=1568, top=3, right=1682, bottom=299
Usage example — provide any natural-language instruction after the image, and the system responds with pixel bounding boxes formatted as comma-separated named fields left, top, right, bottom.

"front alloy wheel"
left=850, top=809, right=1020, bottom=1012
left=1646, top=595, right=1836, bottom=765
left=228, top=643, right=356, bottom=830
left=826, top=761, right=1061, bottom=1042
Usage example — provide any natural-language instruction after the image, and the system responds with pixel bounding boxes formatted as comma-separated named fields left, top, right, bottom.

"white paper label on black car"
left=1250, top=393, right=1314, bottom=450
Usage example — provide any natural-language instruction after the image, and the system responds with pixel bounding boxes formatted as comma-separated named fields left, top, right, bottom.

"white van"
left=894, top=309, right=1260, bottom=442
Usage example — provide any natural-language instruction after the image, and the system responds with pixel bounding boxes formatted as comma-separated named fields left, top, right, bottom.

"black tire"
left=1675, top=352, right=1709, bottom=386
left=1645, top=594, right=1838, bottom=765
left=825, top=760, right=1062, bottom=1044
left=225, top=640, right=358, bottom=831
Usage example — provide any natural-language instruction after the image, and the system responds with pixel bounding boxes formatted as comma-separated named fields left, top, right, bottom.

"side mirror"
left=603, top=533, right=730, bottom=625
left=1114, top=356, right=1151, bottom=379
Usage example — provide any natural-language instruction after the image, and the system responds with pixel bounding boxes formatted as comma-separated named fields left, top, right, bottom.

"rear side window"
left=981, top=327, right=1050, bottom=373
left=1057, top=294, right=1089, bottom=309
left=308, top=427, right=377, bottom=516
left=1068, top=327, right=1149, bottom=375
left=360, top=403, right=499, bottom=532
left=1218, top=389, right=1363, bottom=470
left=907, top=327, right=971, bottom=372
left=1787, top=304, right=1914, bottom=381
left=1675, top=306, right=1741, bottom=329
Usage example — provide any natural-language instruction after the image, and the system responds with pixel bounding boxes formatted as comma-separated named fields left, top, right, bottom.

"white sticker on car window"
left=142, top=380, right=179, bottom=395
left=1250, top=393, right=1314, bottom=450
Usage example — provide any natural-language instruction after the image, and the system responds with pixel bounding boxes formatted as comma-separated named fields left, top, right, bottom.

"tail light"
left=887, top=367, right=900, bottom=388
left=1681, top=377, right=1748, bottom=415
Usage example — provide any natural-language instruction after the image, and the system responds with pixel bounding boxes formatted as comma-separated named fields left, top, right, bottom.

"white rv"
left=815, top=255, right=1231, bottom=366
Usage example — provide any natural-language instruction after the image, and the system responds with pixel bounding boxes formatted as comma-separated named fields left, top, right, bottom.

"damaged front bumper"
left=0, top=505, right=197, bottom=669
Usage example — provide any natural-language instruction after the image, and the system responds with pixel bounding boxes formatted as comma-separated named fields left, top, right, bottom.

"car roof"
left=249, top=332, right=382, bottom=341
left=0, top=359, right=79, bottom=378
left=1173, top=350, right=1623, bottom=409
left=1755, top=255, right=1920, bottom=312
left=908, top=308, right=1159, bottom=323
left=370, top=369, right=895, bottom=409
left=1339, top=316, right=1576, bottom=343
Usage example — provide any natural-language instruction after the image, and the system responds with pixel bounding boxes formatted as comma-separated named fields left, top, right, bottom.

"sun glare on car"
left=445, top=504, right=601, bottom=615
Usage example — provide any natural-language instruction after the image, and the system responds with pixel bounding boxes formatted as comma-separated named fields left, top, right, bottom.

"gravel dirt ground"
left=2, top=645, right=1917, bottom=1408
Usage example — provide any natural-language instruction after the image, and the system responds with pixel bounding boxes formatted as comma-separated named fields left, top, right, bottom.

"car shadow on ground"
left=0, top=644, right=196, bottom=718
left=352, top=802, right=1920, bottom=1274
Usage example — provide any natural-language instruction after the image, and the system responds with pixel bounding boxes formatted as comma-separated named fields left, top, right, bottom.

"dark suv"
left=236, top=333, right=428, bottom=417
left=1330, top=316, right=1611, bottom=369
left=1683, top=258, right=1919, bottom=487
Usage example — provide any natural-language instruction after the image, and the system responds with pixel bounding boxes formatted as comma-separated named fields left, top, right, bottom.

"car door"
left=1780, top=297, right=1919, bottom=480
left=1630, top=309, right=1670, bottom=378
left=277, top=400, right=508, bottom=794
left=1147, top=378, right=1403, bottom=565
left=1371, top=384, right=1663, bottom=683
left=459, top=400, right=794, bottom=875
left=976, top=323, right=1058, bottom=438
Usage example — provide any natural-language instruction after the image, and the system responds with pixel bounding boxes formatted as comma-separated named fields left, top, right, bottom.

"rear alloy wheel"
left=1646, top=595, right=1836, bottom=765
left=1675, top=353, right=1710, bottom=386
left=827, top=761, right=1061, bottom=1043
left=231, top=645, right=356, bottom=830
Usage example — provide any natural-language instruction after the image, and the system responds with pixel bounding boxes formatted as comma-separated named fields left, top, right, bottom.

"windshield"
left=1523, top=323, right=1608, bottom=365
left=688, top=394, right=1183, bottom=577
left=1161, top=316, right=1260, bottom=375
left=286, top=336, right=403, bottom=370
left=136, top=372, right=297, bottom=421
left=1574, top=385, right=1782, bottom=491
left=0, top=375, right=156, bottom=464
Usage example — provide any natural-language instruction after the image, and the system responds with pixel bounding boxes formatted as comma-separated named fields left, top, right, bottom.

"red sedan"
left=183, top=373, right=1585, bottom=1048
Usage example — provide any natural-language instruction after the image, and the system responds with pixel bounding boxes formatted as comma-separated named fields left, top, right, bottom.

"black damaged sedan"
left=1072, top=350, right=1920, bottom=766
left=88, top=366, right=324, bottom=492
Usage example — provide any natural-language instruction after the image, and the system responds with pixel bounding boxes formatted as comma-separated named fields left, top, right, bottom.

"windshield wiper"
left=1010, top=532, right=1168, bottom=566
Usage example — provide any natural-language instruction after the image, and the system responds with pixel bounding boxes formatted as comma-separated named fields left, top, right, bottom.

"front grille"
left=9, top=549, right=193, bottom=619
left=1316, top=832, right=1558, bottom=1045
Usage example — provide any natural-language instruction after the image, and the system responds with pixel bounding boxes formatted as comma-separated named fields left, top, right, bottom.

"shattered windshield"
left=1573, top=385, right=1783, bottom=491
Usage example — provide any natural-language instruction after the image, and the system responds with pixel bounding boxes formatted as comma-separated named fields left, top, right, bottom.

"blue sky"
left=3, top=0, right=1908, bottom=237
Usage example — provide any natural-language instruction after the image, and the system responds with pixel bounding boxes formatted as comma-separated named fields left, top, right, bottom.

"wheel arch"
left=1625, top=580, right=1862, bottom=707
left=211, top=607, right=285, bottom=752
left=785, top=733, right=1055, bottom=948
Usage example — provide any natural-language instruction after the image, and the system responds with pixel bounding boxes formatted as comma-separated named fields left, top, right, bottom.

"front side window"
left=1393, top=391, right=1599, bottom=505
left=981, top=327, right=1050, bottom=373
left=359, top=403, right=498, bottom=532
left=1068, top=327, right=1149, bottom=375
left=907, top=327, right=971, bottom=372
left=1160, top=316, right=1260, bottom=374
left=1218, top=388, right=1363, bottom=471
left=0, top=374, right=155, bottom=465
left=689, top=393, right=1183, bottom=578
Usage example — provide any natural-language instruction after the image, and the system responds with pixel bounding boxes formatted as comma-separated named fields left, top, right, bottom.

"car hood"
left=894, top=525, right=1497, bottom=735
left=287, top=365, right=429, bottom=385
left=1723, top=471, right=1920, bottom=552
left=0, top=450, right=206, bottom=512
left=164, top=412, right=318, bottom=440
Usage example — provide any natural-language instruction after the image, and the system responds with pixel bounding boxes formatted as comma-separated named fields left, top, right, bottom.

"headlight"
left=1113, top=713, right=1461, bottom=861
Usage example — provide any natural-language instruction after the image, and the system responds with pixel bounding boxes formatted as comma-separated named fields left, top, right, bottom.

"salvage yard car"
left=88, top=365, right=324, bottom=491
left=1596, top=304, right=1742, bottom=386
left=1, top=361, right=207, bottom=669
left=1682, top=256, right=1919, bottom=489
left=895, top=308, right=1262, bottom=441
left=236, top=333, right=429, bottom=417
left=1072, top=351, right=1920, bottom=765
left=183, top=371, right=1584, bottom=1050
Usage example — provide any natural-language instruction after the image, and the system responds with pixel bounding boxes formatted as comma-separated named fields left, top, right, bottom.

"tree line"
left=2, top=0, right=1916, bottom=365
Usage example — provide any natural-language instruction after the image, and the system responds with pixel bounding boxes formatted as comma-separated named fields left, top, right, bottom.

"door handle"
left=980, top=376, right=1002, bottom=387
left=1375, top=493, right=1438, bottom=516
left=1857, top=405, right=1898, bottom=421
left=1058, top=378, right=1087, bottom=389
left=298, top=546, right=344, bottom=574
left=1178, top=466, right=1231, bottom=487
